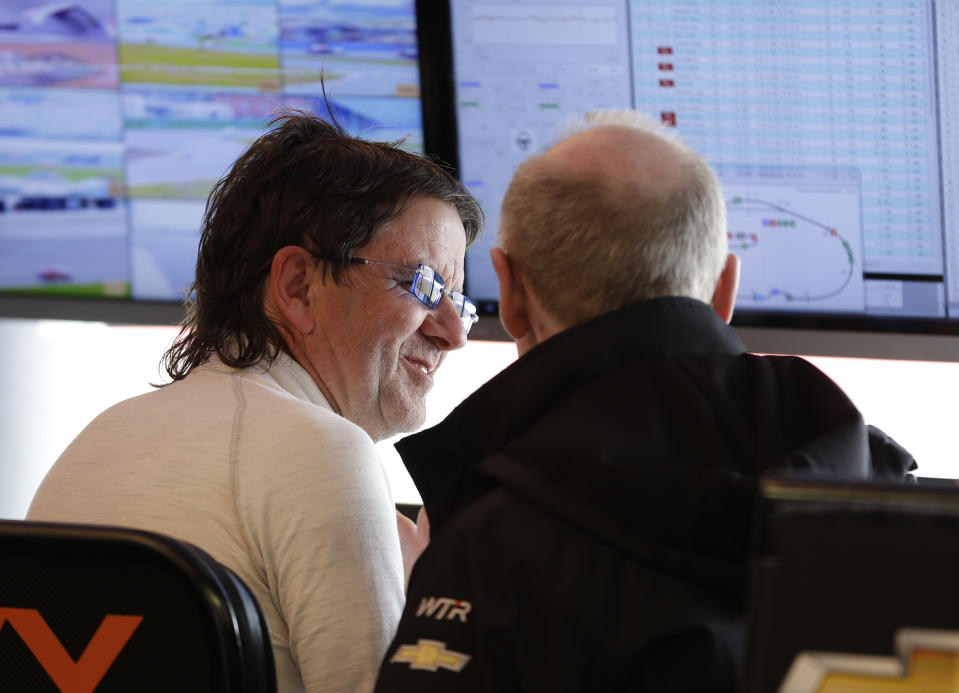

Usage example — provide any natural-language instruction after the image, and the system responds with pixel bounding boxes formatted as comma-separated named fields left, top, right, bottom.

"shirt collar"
left=207, top=350, right=334, bottom=411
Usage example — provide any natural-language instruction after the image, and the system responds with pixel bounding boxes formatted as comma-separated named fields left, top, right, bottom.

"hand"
left=396, top=506, right=430, bottom=592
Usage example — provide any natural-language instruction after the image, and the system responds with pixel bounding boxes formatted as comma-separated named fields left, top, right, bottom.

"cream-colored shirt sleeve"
left=234, top=377, right=405, bottom=693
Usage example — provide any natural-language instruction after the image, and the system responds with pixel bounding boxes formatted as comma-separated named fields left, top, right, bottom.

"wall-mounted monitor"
left=417, top=0, right=959, bottom=361
left=0, top=0, right=423, bottom=325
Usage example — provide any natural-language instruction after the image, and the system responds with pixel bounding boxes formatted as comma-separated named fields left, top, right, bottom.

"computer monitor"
left=0, top=0, right=424, bottom=326
left=744, top=476, right=959, bottom=692
left=417, top=0, right=959, bottom=361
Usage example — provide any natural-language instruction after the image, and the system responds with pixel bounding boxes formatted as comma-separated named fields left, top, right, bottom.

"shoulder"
left=742, top=353, right=857, bottom=407
left=241, top=398, right=379, bottom=474
left=230, top=386, right=390, bottom=521
left=680, top=351, right=855, bottom=409
left=223, top=363, right=378, bottom=456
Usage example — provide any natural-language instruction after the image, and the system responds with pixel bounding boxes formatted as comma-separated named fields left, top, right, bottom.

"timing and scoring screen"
left=451, top=0, right=959, bottom=325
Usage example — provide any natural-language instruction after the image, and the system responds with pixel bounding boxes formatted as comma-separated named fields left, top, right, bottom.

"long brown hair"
left=162, top=110, right=482, bottom=382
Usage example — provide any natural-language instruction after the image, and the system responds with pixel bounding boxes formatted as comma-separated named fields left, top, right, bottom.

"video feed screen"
left=0, top=0, right=422, bottom=302
left=448, top=0, right=959, bottom=327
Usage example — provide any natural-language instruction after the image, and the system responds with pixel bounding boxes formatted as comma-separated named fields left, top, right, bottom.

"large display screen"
left=433, top=0, right=959, bottom=350
left=0, top=0, right=422, bottom=307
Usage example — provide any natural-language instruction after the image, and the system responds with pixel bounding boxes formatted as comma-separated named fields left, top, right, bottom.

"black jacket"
left=375, top=298, right=916, bottom=692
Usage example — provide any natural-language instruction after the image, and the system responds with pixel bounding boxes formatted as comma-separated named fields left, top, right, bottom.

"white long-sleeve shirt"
left=28, top=352, right=405, bottom=693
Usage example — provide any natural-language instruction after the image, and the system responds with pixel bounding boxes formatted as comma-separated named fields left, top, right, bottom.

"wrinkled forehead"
left=367, top=198, right=467, bottom=286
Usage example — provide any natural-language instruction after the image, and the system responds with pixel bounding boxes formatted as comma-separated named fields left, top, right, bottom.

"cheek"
left=370, top=305, right=425, bottom=361
left=353, top=294, right=405, bottom=338
left=383, top=297, right=429, bottom=334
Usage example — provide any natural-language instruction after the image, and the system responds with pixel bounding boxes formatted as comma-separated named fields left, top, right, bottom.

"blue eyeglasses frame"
left=349, top=257, right=478, bottom=335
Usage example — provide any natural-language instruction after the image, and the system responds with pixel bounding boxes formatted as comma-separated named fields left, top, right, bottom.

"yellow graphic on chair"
left=779, top=629, right=959, bottom=692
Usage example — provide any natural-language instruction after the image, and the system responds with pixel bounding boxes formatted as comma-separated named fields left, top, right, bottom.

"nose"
left=422, top=294, right=468, bottom=351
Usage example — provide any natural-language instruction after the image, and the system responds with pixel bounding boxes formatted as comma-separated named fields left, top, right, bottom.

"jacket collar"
left=399, top=297, right=745, bottom=529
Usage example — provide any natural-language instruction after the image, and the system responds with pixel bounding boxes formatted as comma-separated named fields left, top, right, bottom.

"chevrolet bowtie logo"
left=391, top=639, right=471, bottom=673
left=780, top=628, right=959, bottom=692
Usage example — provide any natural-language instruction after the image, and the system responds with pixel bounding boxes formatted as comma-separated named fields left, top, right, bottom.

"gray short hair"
left=499, top=110, right=727, bottom=327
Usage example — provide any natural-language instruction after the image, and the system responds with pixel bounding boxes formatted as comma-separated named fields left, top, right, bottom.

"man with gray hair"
left=375, top=111, right=915, bottom=692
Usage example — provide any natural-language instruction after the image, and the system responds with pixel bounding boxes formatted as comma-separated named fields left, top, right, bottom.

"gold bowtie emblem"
left=391, top=639, right=471, bottom=673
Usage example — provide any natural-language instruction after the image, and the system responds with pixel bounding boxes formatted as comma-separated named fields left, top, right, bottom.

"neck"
left=282, top=342, right=344, bottom=417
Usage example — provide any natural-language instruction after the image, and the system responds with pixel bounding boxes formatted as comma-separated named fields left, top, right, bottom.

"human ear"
left=268, top=246, right=317, bottom=334
left=711, top=253, right=740, bottom=324
left=490, top=247, right=532, bottom=344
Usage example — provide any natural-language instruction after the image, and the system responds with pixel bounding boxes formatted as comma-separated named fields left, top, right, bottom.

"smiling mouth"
left=405, top=356, right=435, bottom=375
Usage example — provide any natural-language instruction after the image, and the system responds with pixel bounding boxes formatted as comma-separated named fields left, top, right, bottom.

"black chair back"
left=0, top=519, right=277, bottom=693
left=743, top=478, right=959, bottom=692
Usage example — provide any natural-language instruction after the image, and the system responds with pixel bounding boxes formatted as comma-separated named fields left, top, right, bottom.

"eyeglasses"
left=349, top=257, right=478, bottom=335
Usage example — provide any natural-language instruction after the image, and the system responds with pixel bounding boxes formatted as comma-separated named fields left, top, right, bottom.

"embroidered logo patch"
left=416, top=596, right=472, bottom=623
left=391, top=639, right=471, bottom=673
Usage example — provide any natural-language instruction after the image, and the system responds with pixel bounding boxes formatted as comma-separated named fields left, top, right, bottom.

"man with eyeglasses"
left=28, top=110, right=482, bottom=693
left=374, top=111, right=916, bottom=692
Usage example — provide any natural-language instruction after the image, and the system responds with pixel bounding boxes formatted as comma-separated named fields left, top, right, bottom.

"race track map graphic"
left=721, top=165, right=865, bottom=314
